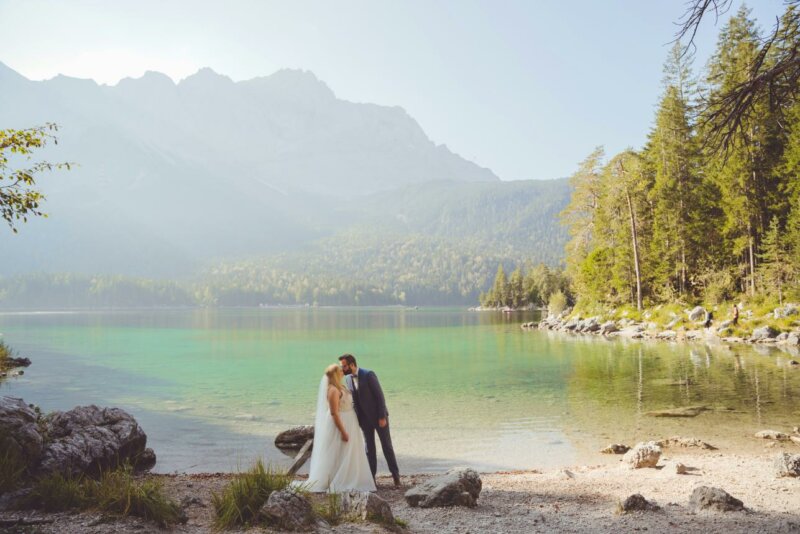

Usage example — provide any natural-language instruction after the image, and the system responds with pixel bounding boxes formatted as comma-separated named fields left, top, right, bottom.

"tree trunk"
left=625, top=186, right=643, bottom=311
left=748, top=231, right=756, bottom=296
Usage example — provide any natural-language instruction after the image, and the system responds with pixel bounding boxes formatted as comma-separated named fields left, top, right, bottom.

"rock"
left=274, top=426, right=314, bottom=453
left=646, top=406, right=709, bottom=418
left=600, top=444, right=630, bottom=454
left=755, top=430, right=790, bottom=441
left=774, top=304, right=799, bottom=318
left=556, top=469, right=575, bottom=480
left=689, top=486, right=744, bottom=512
left=688, top=306, right=707, bottom=322
left=563, top=318, right=580, bottom=331
left=340, top=491, right=394, bottom=523
left=665, top=317, right=681, bottom=329
left=619, top=493, right=660, bottom=513
left=134, top=447, right=157, bottom=472
left=791, top=436, right=800, bottom=446
left=260, top=489, right=314, bottom=531
left=622, top=441, right=662, bottom=469
left=599, top=321, right=618, bottom=335
left=675, top=463, right=688, bottom=474
left=405, top=468, right=482, bottom=508
left=777, top=332, right=790, bottom=342
left=656, top=330, right=677, bottom=340
left=38, top=405, right=153, bottom=477
left=717, top=319, right=733, bottom=330
left=774, top=453, right=800, bottom=477
left=4, top=357, right=31, bottom=368
left=791, top=360, right=800, bottom=366
left=618, top=325, right=645, bottom=339
left=787, top=333, right=800, bottom=345
left=657, top=436, right=717, bottom=450
left=752, top=325, right=779, bottom=341
left=0, top=396, right=43, bottom=470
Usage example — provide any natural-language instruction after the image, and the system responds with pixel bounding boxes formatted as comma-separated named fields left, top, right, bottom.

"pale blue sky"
left=0, top=0, right=787, bottom=180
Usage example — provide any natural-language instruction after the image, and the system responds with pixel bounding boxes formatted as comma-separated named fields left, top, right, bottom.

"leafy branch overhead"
left=0, top=123, right=72, bottom=233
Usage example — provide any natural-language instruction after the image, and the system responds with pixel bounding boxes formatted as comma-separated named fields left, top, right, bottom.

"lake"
left=1, top=308, right=798, bottom=474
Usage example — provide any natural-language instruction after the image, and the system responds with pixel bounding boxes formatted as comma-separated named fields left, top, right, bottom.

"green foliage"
left=211, top=459, right=291, bottom=529
left=314, top=492, right=344, bottom=526
left=480, top=262, right=569, bottom=309
left=548, top=290, right=568, bottom=316
left=0, top=339, right=11, bottom=368
left=21, top=466, right=182, bottom=526
left=0, top=124, right=71, bottom=233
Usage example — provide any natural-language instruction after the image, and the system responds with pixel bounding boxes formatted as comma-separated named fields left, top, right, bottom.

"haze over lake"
left=2, top=307, right=797, bottom=474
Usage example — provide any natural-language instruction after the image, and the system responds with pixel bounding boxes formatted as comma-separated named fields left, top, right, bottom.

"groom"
left=339, top=353, right=401, bottom=487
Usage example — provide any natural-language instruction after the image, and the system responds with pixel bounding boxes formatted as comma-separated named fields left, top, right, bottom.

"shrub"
left=548, top=290, right=568, bottom=316
left=314, top=492, right=344, bottom=526
left=0, top=340, right=12, bottom=369
left=211, top=459, right=291, bottom=529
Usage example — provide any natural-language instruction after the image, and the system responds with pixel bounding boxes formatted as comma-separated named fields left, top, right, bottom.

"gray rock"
left=405, top=468, right=482, bottom=508
left=646, top=405, right=709, bottom=418
left=38, top=405, right=153, bottom=477
left=752, top=325, right=779, bottom=341
left=599, top=321, right=618, bottom=335
left=619, top=493, right=660, bottom=513
left=774, top=453, right=800, bottom=478
left=563, top=318, right=580, bottom=331
left=657, top=436, right=717, bottom=450
left=600, top=444, right=630, bottom=454
left=4, top=356, right=31, bottom=368
left=774, top=304, right=799, bottom=318
left=688, top=306, right=707, bottom=322
left=755, top=430, right=790, bottom=441
left=656, top=330, right=677, bottom=340
left=777, top=332, right=790, bottom=342
left=274, top=425, right=314, bottom=453
left=665, top=317, right=682, bottom=329
left=0, top=396, right=43, bottom=469
left=340, top=491, right=394, bottom=523
left=622, top=441, right=661, bottom=469
left=787, top=333, right=800, bottom=345
left=260, top=489, right=314, bottom=531
left=689, top=486, right=744, bottom=512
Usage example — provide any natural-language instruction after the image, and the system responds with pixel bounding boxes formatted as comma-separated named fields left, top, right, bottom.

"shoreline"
left=3, top=445, right=798, bottom=533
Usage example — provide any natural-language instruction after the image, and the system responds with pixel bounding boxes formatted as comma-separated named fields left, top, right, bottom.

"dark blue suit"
left=347, top=368, right=399, bottom=478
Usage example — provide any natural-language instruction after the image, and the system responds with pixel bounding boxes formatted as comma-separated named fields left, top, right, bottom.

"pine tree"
left=758, top=217, right=792, bottom=304
left=508, top=267, right=525, bottom=309
left=491, top=264, right=508, bottom=308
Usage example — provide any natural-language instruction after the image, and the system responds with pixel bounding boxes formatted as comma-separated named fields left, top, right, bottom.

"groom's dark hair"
left=339, top=354, right=357, bottom=366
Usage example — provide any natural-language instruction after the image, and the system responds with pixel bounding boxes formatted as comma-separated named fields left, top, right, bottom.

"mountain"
left=0, top=62, right=570, bottom=304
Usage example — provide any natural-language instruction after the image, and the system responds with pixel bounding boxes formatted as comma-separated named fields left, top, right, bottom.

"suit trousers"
left=361, top=421, right=399, bottom=477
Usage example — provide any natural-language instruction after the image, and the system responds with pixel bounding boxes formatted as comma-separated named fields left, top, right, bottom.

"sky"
left=0, top=0, right=789, bottom=181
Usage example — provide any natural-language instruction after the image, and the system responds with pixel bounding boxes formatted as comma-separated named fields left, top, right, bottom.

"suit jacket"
left=347, top=367, right=388, bottom=429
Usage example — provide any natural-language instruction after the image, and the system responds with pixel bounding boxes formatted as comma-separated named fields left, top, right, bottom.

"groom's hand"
left=378, top=418, right=387, bottom=428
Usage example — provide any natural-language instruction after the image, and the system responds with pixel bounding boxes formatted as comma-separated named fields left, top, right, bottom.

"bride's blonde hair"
left=325, top=364, right=347, bottom=393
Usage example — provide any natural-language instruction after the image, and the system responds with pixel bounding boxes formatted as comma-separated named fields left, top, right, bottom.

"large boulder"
left=340, top=491, right=394, bottom=523
left=752, top=325, right=779, bottom=341
left=38, top=405, right=154, bottom=477
left=774, top=304, right=799, bottom=319
left=259, top=489, right=314, bottom=531
left=405, top=468, right=482, bottom=508
left=622, top=442, right=661, bottom=469
left=599, top=321, right=618, bottom=335
left=774, top=453, right=800, bottom=478
left=689, top=486, right=744, bottom=512
left=274, top=426, right=314, bottom=453
left=0, top=396, right=43, bottom=470
left=688, top=306, right=707, bottom=322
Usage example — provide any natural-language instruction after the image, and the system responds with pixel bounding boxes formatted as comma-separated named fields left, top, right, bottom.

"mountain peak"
left=0, top=61, right=28, bottom=84
left=242, top=68, right=335, bottom=101
left=179, top=67, right=233, bottom=86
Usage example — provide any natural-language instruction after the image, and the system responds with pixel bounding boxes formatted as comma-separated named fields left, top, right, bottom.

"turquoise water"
left=1, top=308, right=798, bottom=474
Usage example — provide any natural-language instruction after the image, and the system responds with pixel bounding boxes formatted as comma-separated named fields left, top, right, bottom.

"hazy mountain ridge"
left=0, top=62, right=569, bottom=303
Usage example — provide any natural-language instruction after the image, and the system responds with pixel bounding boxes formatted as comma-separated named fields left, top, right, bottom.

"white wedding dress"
left=304, top=377, right=376, bottom=492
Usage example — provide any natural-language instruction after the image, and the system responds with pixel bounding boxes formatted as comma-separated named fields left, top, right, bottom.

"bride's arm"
left=327, top=387, right=349, bottom=442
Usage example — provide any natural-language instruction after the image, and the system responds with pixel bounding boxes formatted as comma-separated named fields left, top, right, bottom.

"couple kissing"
left=304, top=353, right=401, bottom=492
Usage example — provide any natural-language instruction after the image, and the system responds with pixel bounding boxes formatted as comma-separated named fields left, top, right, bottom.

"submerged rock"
left=622, top=442, right=661, bottom=469
left=646, top=406, right=709, bottom=418
left=689, top=486, right=744, bottom=512
left=600, top=444, right=630, bottom=454
left=657, top=436, right=717, bottom=450
left=405, top=468, right=482, bottom=508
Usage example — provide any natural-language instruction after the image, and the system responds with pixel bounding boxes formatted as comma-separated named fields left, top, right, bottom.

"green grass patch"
left=314, top=492, right=344, bottom=526
left=211, top=459, right=291, bottom=530
left=0, top=339, right=12, bottom=369
left=0, top=446, right=27, bottom=494
left=21, top=465, right=182, bottom=526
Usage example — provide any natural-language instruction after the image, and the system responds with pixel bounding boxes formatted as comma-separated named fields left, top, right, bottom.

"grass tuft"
left=211, top=459, right=291, bottom=530
left=0, top=340, right=12, bottom=369
left=0, top=446, right=27, bottom=495
left=314, top=491, right=344, bottom=526
left=21, top=465, right=182, bottom=526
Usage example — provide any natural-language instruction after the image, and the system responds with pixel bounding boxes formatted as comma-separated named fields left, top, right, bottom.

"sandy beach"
left=3, top=439, right=798, bottom=533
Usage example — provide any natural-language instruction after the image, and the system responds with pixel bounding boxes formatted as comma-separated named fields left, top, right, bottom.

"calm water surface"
left=1, top=308, right=798, bottom=474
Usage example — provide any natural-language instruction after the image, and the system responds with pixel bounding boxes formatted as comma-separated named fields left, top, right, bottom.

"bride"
left=304, top=363, right=376, bottom=492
